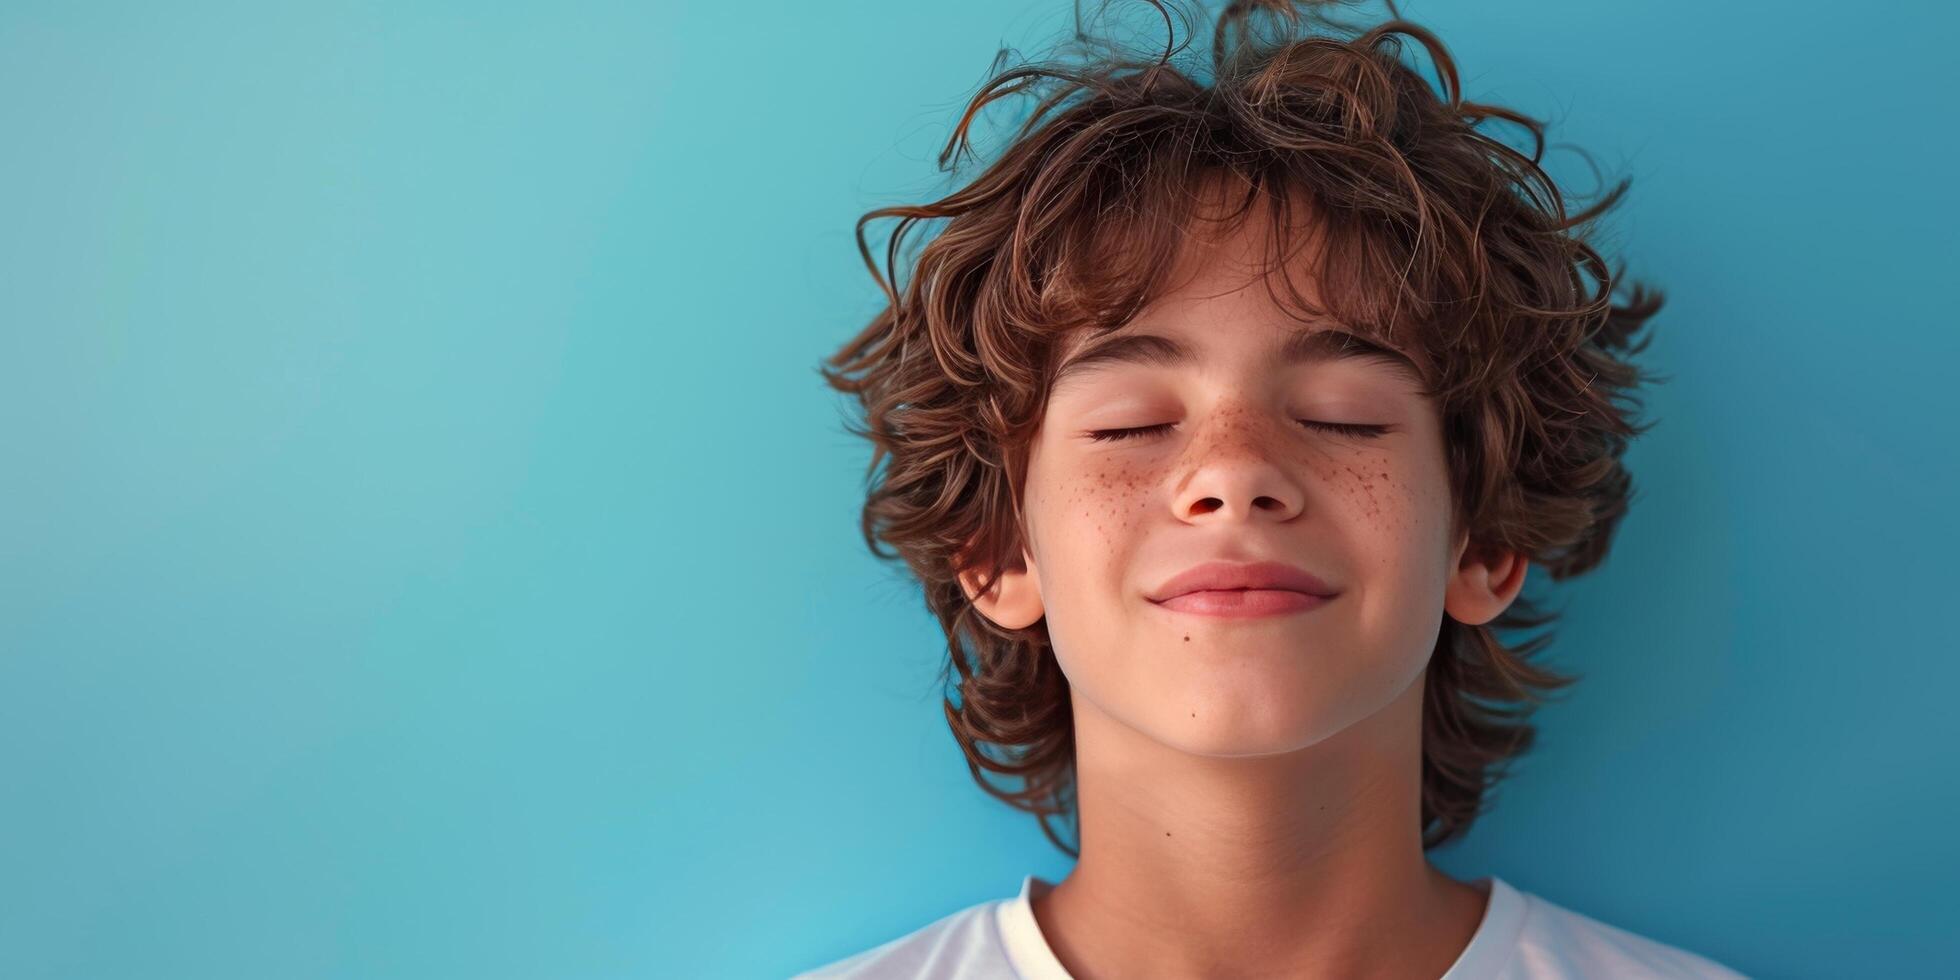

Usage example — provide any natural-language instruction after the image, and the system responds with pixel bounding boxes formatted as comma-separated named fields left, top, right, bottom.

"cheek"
left=1334, top=453, right=1428, bottom=541
left=1025, top=453, right=1165, bottom=645
left=1044, top=454, right=1166, bottom=546
left=1334, top=445, right=1454, bottom=600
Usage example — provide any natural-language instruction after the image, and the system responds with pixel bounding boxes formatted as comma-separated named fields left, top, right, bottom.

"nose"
left=1169, top=406, right=1306, bottom=524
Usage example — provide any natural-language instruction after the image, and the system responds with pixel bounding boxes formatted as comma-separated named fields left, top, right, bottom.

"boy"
left=800, top=1, right=1745, bottom=976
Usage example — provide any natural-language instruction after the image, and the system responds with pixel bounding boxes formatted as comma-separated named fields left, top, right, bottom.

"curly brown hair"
left=820, top=0, right=1665, bottom=858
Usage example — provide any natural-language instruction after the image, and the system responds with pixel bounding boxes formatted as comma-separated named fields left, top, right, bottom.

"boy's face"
left=961, top=193, right=1525, bottom=757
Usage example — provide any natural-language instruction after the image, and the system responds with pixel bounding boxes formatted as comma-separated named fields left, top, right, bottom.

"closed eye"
left=1085, top=420, right=1391, bottom=442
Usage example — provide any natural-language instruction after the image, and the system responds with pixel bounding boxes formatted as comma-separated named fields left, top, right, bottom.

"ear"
left=956, top=540, right=1045, bottom=631
left=1442, top=535, right=1529, bottom=627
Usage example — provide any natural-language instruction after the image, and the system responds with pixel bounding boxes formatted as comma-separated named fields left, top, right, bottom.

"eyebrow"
left=1051, top=324, right=1427, bottom=391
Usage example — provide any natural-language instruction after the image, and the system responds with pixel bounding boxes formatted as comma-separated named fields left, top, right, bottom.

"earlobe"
left=1442, top=539, right=1529, bottom=627
left=956, top=545, right=1045, bottom=631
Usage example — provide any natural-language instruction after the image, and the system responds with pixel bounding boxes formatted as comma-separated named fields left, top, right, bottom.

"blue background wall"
left=3, top=1, right=1954, bottom=977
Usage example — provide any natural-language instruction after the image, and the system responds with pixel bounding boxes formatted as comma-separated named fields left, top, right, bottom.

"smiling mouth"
left=1151, top=588, right=1335, bottom=618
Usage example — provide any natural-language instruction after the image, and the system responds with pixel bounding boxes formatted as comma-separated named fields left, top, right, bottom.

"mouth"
left=1149, top=588, right=1335, bottom=618
left=1146, top=559, right=1340, bottom=616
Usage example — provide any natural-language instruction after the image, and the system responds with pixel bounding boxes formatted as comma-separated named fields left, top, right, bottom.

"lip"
left=1149, top=560, right=1338, bottom=601
left=1155, top=589, right=1333, bottom=617
left=1147, top=560, right=1340, bottom=613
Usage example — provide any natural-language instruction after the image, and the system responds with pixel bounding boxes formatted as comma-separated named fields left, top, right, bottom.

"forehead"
left=1049, top=318, right=1430, bottom=397
left=1046, top=175, right=1435, bottom=393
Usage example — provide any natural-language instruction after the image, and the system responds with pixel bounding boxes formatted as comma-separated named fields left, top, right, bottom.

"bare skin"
left=957, top=177, right=1525, bottom=979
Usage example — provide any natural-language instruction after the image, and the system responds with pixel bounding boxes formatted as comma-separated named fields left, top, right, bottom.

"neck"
left=1033, top=670, right=1489, bottom=979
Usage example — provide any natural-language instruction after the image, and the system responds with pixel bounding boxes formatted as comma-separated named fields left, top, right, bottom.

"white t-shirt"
left=792, top=874, right=1748, bottom=979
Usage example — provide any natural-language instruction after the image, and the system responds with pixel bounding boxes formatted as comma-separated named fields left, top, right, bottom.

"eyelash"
left=1086, top=420, right=1391, bottom=442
